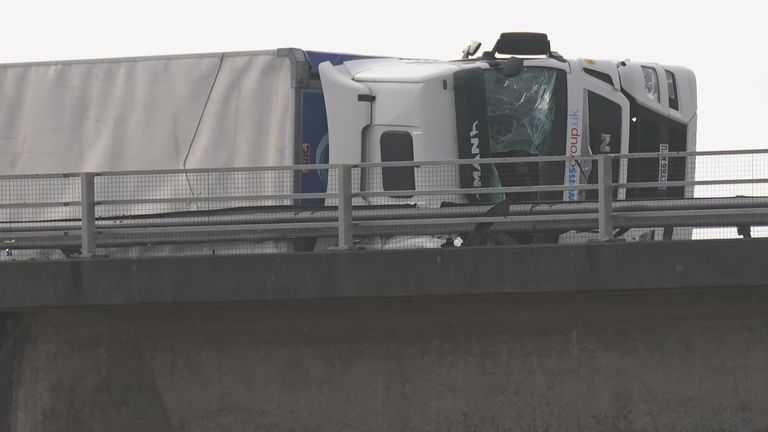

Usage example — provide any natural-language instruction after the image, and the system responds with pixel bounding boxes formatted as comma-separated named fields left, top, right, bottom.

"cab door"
left=572, top=62, right=631, bottom=200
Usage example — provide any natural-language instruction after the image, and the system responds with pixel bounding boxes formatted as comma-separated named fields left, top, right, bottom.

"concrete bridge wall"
left=2, top=239, right=768, bottom=431
left=6, top=289, right=768, bottom=432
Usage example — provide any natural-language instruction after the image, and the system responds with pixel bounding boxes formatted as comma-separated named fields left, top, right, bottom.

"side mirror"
left=462, top=41, right=482, bottom=59
left=502, top=57, right=524, bottom=78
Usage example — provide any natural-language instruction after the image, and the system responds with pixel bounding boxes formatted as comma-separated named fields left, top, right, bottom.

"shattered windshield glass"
left=483, top=67, right=562, bottom=156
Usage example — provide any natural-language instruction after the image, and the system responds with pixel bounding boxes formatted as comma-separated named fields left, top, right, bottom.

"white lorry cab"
left=320, top=32, right=697, bottom=207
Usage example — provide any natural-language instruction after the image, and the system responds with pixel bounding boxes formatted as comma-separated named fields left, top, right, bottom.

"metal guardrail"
left=3, top=150, right=768, bottom=257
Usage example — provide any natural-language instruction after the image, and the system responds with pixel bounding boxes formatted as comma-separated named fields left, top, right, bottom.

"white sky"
left=1, top=0, right=764, bottom=152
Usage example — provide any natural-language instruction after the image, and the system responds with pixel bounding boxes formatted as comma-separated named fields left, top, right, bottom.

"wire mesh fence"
left=92, top=166, right=338, bottom=257
left=614, top=151, right=768, bottom=241
left=1, top=174, right=81, bottom=260
left=3, top=150, right=768, bottom=260
left=343, top=156, right=600, bottom=249
left=691, top=151, right=768, bottom=239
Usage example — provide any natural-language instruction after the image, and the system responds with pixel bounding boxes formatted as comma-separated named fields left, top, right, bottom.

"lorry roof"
left=0, top=49, right=283, bottom=69
left=351, top=59, right=480, bottom=82
left=349, top=57, right=572, bottom=82
left=0, top=49, right=385, bottom=72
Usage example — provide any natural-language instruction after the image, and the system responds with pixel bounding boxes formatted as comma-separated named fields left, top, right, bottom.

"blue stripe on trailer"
left=299, top=90, right=329, bottom=206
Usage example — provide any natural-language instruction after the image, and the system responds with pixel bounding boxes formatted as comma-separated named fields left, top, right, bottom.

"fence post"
left=598, top=154, right=614, bottom=240
left=80, top=173, right=96, bottom=257
left=337, top=165, right=353, bottom=250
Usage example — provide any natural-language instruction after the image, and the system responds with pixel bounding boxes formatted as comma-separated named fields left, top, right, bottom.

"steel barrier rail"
left=5, top=197, right=768, bottom=234
left=3, top=151, right=768, bottom=255
left=6, top=206, right=768, bottom=251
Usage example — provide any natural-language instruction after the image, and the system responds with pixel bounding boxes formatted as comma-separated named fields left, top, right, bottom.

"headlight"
left=642, top=66, right=660, bottom=102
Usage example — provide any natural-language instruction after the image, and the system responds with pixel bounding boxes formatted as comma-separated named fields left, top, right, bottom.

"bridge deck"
left=1, top=238, right=765, bottom=310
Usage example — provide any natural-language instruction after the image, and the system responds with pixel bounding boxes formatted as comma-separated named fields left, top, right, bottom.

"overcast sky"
left=1, top=0, right=764, bottom=152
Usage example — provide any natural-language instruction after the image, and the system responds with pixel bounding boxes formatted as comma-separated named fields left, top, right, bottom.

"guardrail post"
left=337, top=165, right=353, bottom=250
left=598, top=154, right=614, bottom=240
left=80, top=173, right=96, bottom=257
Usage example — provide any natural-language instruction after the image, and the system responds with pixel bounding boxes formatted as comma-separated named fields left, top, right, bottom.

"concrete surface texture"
left=0, top=314, right=20, bottom=432
left=9, top=289, right=768, bottom=431
left=3, top=239, right=768, bottom=310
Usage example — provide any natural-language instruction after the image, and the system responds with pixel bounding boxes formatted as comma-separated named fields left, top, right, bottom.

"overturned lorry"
left=321, top=32, right=696, bottom=204
left=0, top=33, right=696, bottom=254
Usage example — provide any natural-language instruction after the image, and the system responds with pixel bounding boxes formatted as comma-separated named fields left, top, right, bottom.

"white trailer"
left=0, top=33, right=698, bottom=256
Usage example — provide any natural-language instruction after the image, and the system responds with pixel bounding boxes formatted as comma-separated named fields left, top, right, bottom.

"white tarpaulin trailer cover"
left=0, top=50, right=295, bottom=174
left=0, top=50, right=300, bottom=222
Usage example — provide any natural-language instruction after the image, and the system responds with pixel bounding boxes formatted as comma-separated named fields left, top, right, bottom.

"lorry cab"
left=319, top=33, right=697, bottom=207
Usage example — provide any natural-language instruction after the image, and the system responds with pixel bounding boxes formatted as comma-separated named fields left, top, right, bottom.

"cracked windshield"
left=483, top=67, right=563, bottom=156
